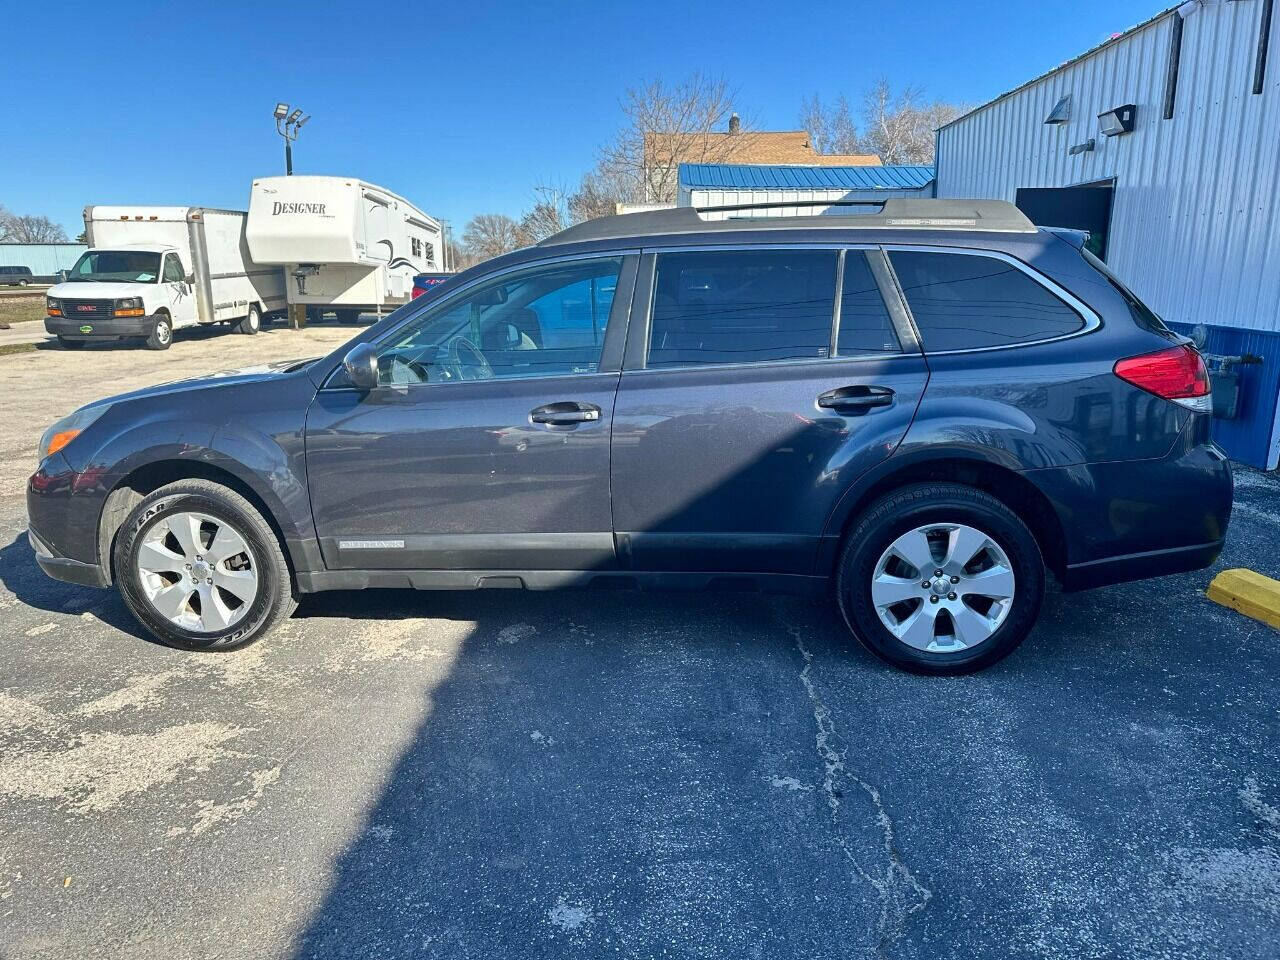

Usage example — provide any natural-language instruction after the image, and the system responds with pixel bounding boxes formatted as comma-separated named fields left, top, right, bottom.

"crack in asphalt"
left=782, top=613, right=932, bottom=957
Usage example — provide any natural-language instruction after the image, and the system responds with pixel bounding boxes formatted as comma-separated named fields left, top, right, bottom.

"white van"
left=246, top=176, right=442, bottom=322
left=44, top=206, right=286, bottom=349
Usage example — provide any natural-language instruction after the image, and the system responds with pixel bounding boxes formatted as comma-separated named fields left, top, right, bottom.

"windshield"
left=68, top=250, right=161, bottom=283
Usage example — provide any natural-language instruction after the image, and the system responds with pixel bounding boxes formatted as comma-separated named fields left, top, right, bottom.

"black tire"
left=57, top=336, right=85, bottom=350
left=836, top=482, right=1045, bottom=675
left=145, top=314, right=173, bottom=350
left=18, top=279, right=29, bottom=287
left=113, top=480, right=296, bottom=651
left=234, top=304, right=261, bottom=335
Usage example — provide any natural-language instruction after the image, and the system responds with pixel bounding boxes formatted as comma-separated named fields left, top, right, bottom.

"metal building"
left=935, top=0, right=1280, bottom=468
left=678, top=163, right=935, bottom=220
left=0, top=243, right=87, bottom=280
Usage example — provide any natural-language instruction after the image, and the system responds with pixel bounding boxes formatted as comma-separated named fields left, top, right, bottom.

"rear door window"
left=888, top=250, right=1085, bottom=351
left=838, top=252, right=901, bottom=355
left=648, top=249, right=837, bottom=367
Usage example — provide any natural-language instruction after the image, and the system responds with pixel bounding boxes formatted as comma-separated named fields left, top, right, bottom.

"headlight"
left=38, top=405, right=111, bottom=463
left=47, top=297, right=62, bottom=316
left=115, top=297, right=145, bottom=317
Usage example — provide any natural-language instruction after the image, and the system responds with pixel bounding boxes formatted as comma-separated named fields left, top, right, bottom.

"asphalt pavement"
left=0, top=325, right=1277, bottom=959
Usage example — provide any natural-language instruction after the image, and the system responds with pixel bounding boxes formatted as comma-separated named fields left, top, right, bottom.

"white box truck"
left=44, top=206, right=286, bottom=349
left=246, top=175, right=442, bottom=323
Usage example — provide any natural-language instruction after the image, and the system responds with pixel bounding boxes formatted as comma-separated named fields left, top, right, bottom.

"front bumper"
left=27, top=526, right=109, bottom=588
left=27, top=451, right=112, bottom=588
left=45, top=314, right=156, bottom=338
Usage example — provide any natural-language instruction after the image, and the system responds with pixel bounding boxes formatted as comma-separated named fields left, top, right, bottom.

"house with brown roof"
left=641, top=113, right=880, bottom=202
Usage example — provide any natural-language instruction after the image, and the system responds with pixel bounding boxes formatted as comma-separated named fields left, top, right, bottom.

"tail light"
left=411, top=285, right=427, bottom=299
left=1114, top=343, right=1212, bottom=413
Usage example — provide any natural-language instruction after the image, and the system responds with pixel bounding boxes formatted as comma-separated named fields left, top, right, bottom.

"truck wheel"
left=18, top=279, right=29, bottom=287
left=56, top=336, right=85, bottom=350
left=145, top=315, right=173, bottom=350
left=836, top=483, right=1045, bottom=675
left=234, top=305, right=261, bottom=336
left=113, top=480, right=296, bottom=651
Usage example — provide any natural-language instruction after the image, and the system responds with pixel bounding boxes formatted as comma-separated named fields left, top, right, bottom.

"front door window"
left=374, top=257, right=622, bottom=386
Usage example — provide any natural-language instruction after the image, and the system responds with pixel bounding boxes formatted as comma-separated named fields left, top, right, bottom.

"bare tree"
left=597, top=73, right=753, bottom=205
left=860, top=80, right=968, bottom=165
left=461, top=213, right=521, bottom=263
left=799, top=81, right=968, bottom=164
left=517, top=184, right=571, bottom=245
left=0, top=209, right=69, bottom=243
left=800, top=94, right=860, bottom=155
left=568, top=169, right=625, bottom=223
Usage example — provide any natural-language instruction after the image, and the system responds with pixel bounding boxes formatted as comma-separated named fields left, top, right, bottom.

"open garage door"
left=1015, top=180, right=1114, bottom=260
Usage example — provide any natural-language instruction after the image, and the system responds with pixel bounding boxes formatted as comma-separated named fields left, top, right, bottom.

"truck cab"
left=45, top=245, right=196, bottom=349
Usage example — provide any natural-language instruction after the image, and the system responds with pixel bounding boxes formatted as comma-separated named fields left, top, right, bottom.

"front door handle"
left=530, top=401, right=602, bottom=426
left=817, top=385, right=895, bottom=414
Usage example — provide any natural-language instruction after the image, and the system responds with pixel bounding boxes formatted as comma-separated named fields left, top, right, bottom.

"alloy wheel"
left=135, top=511, right=259, bottom=632
left=870, top=523, right=1016, bottom=653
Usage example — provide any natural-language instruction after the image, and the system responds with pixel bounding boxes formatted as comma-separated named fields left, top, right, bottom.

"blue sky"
left=4, top=0, right=1164, bottom=237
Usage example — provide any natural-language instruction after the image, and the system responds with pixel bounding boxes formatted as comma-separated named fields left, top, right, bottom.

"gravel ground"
left=1, top=325, right=1277, bottom=959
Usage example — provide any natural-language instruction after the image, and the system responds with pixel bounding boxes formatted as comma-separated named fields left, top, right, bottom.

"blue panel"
left=1167, top=322, right=1280, bottom=469
left=679, top=163, right=936, bottom=191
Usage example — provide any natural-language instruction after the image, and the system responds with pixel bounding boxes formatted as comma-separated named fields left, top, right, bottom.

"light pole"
left=274, top=102, right=310, bottom=175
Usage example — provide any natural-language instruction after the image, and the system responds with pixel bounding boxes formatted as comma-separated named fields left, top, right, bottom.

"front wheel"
left=145, top=314, right=173, bottom=350
left=837, top=483, right=1045, bottom=675
left=113, top=480, right=296, bottom=651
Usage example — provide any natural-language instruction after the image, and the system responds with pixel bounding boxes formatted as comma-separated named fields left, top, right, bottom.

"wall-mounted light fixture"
left=1098, top=104, right=1137, bottom=136
left=1068, top=139, right=1096, bottom=156
left=1044, top=95, right=1072, bottom=125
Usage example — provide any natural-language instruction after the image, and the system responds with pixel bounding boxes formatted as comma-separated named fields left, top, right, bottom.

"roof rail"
left=539, top=198, right=1036, bottom=246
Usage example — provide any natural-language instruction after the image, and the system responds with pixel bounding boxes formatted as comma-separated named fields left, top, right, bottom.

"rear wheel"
left=18, top=278, right=29, bottom=287
left=234, top=304, right=261, bottom=335
left=145, top=314, right=173, bottom=350
left=837, top=483, right=1045, bottom=675
left=56, top=336, right=85, bottom=350
left=113, top=480, right=295, bottom=651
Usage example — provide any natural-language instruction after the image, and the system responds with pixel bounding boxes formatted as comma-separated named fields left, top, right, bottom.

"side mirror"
left=57, top=270, right=69, bottom=283
left=343, top=342, right=380, bottom=391
left=184, top=272, right=196, bottom=284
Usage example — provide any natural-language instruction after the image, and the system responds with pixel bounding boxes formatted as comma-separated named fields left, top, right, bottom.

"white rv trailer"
left=246, top=175, right=442, bottom=322
left=44, top=206, right=286, bottom=349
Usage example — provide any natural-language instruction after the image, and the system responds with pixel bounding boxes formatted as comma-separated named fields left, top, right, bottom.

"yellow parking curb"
left=1206, top=569, right=1280, bottom=630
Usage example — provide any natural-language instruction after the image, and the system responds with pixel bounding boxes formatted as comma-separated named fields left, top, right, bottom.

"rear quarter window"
left=1079, top=247, right=1176, bottom=340
left=889, top=250, right=1086, bottom=351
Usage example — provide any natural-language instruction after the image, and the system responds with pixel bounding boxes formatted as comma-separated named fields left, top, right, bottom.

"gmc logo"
left=76, top=305, right=95, bottom=312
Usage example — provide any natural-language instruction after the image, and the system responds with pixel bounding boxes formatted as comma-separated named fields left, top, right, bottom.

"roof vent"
left=1044, top=95, right=1072, bottom=125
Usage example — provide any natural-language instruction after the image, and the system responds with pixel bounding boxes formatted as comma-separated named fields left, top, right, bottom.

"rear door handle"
left=817, top=385, right=895, bottom=414
left=530, top=401, right=602, bottom=426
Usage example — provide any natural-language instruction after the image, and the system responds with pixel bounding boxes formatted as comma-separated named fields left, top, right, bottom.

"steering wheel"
left=448, top=336, right=494, bottom=381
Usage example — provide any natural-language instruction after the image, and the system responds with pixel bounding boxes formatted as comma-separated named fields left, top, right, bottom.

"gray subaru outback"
left=27, top=200, right=1233, bottom=674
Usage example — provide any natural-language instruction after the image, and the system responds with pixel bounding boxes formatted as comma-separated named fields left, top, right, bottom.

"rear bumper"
left=45, top=314, right=155, bottom=338
left=1027, top=428, right=1233, bottom=591
left=1060, top=538, right=1225, bottom=591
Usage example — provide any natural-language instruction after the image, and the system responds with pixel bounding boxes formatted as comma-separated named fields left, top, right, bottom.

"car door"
left=610, top=246, right=928, bottom=576
left=305, top=253, right=637, bottom=573
left=161, top=253, right=198, bottom=325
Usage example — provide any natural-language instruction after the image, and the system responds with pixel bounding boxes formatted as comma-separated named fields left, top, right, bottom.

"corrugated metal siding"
left=936, top=0, right=1280, bottom=467
left=686, top=186, right=933, bottom=220
left=0, top=244, right=86, bottom=275
left=681, top=163, right=935, bottom=190
left=1167, top=321, right=1280, bottom=469
left=937, top=2, right=1280, bottom=334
